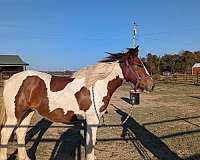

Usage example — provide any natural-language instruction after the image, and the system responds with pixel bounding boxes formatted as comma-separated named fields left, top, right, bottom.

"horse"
left=0, top=46, right=154, bottom=160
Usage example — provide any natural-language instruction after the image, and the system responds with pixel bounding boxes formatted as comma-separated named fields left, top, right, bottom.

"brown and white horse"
left=0, top=46, right=154, bottom=160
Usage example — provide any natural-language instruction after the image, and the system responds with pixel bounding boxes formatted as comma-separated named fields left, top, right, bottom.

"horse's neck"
left=95, top=63, right=124, bottom=113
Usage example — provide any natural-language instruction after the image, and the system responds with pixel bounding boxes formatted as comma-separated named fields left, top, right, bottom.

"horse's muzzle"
left=145, top=80, right=155, bottom=92
left=138, top=79, right=155, bottom=92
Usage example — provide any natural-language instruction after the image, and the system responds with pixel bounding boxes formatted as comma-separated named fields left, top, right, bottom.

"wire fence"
left=159, top=74, right=200, bottom=85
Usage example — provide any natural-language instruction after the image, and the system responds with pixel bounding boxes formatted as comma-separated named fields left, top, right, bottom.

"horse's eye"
left=137, top=64, right=143, bottom=67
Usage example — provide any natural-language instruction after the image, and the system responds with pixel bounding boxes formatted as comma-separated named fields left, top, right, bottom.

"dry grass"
left=1, top=82, right=200, bottom=159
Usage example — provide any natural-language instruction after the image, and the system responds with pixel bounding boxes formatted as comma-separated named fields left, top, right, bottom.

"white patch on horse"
left=144, top=65, right=150, bottom=76
left=47, top=78, right=86, bottom=114
left=139, top=59, right=150, bottom=76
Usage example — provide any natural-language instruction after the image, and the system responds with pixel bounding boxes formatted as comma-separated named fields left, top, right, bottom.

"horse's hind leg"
left=15, top=111, right=34, bottom=160
left=0, top=117, right=17, bottom=160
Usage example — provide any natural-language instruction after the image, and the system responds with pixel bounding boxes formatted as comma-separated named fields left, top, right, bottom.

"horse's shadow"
left=50, top=121, right=84, bottom=160
left=8, top=118, right=84, bottom=160
left=113, top=104, right=182, bottom=160
left=121, top=97, right=132, bottom=105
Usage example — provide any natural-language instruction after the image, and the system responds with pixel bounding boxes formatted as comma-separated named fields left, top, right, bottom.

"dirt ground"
left=2, top=82, right=200, bottom=160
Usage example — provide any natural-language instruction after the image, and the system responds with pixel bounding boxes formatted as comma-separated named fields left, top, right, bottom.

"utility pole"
left=132, top=21, right=137, bottom=48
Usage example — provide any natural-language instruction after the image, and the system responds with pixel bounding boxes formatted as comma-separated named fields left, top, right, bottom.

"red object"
left=192, top=67, right=200, bottom=75
left=192, top=63, right=200, bottom=75
left=129, top=89, right=141, bottom=94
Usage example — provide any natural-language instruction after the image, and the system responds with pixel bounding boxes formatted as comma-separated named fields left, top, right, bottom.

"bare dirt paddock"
left=1, top=82, right=200, bottom=160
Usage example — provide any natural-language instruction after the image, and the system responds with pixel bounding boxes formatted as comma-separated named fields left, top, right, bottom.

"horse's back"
left=4, top=70, right=51, bottom=90
left=5, top=70, right=50, bottom=84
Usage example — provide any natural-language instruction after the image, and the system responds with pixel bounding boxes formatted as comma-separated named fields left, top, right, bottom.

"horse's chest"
left=95, top=77, right=123, bottom=112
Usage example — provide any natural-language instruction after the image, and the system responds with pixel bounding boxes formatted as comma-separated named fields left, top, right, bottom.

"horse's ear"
left=135, top=46, right=139, bottom=53
left=127, top=46, right=139, bottom=57
left=134, top=46, right=139, bottom=57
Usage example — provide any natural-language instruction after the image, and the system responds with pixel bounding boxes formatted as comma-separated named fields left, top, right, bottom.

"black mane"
left=99, top=46, right=139, bottom=63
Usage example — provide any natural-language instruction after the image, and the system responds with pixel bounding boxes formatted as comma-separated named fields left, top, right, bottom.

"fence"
left=159, top=74, right=200, bottom=85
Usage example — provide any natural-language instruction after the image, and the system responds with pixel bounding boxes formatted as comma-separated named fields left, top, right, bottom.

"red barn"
left=192, top=63, right=200, bottom=75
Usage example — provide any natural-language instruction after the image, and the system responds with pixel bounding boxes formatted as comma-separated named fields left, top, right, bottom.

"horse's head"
left=119, top=46, right=154, bottom=92
left=100, top=46, right=154, bottom=92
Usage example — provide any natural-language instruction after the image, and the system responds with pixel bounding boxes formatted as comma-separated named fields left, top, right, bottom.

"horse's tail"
left=0, top=97, right=7, bottom=132
left=0, top=80, right=8, bottom=133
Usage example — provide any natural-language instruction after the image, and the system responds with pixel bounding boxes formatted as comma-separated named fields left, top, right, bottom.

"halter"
left=124, top=59, right=150, bottom=89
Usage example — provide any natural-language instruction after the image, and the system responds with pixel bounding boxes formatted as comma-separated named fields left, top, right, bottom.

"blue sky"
left=0, top=0, right=200, bottom=71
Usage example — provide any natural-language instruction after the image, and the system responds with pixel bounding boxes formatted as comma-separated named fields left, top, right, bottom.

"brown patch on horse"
left=47, top=109, right=77, bottom=123
left=15, top=76, right=76, bottom=123
left=99, top=76, right=123, bottom=112
left=75, top=87, right=92, bottom=111
left=50, top=76, right=74, bottom=92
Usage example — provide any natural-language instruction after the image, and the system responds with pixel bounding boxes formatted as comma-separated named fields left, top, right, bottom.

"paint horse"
left=0, top=46, right=154, bottom=160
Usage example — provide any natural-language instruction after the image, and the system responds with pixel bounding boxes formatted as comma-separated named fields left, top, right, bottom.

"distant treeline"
left=46, top=70, right=75, bottom=76
left=142, top=50, right=200, bottom=75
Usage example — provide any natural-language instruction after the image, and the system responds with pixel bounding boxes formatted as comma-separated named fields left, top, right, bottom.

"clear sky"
left=0, top=0, right=200, bottom=71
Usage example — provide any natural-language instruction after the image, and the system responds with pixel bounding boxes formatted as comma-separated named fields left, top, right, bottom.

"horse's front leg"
left=85, top=115, right=99, bottom=160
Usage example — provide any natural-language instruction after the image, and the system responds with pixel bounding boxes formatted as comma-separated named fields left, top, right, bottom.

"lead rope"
left=91, top=85, right=136, bottom=154
left=121, top=107, right=133, bottom=124
left=92, top=85, right=132, bottom=126
left=92, top=86, right=105, bottom=125
left=121, top=88, right=134, bottom=124
left=121, top=81, right=137, bottom=124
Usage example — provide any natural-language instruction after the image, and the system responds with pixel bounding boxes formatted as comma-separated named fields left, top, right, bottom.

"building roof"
left=0, top=55, right=29, bottom=66
left=192, top=63, right=200, bottom=68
